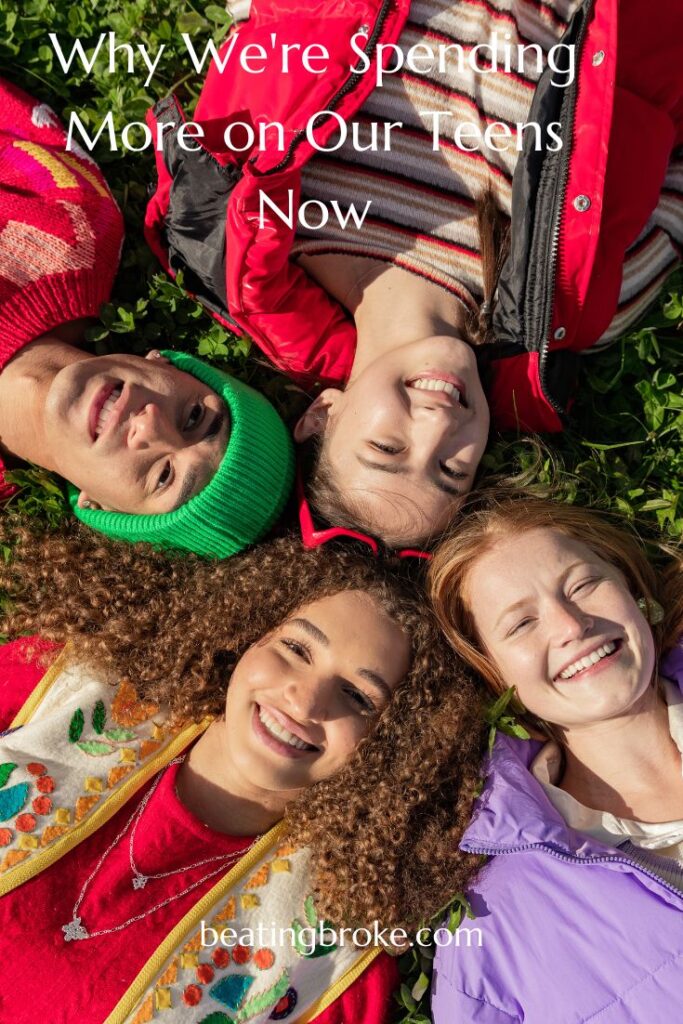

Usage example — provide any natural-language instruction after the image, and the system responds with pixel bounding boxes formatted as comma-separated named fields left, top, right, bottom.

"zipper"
left=528, top=0, right=593, bottom=417
left=464, top=841, right=683, bottom=903
left=252, top=0, right=395, bottom=176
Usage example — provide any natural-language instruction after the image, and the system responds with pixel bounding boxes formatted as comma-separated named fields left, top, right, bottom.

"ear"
left=76, top=491, right=103, bottom=512
left=76, top=492, right=116, bottom=512
left=293, top=389, right=342, bottom=443
left=145, top=349, right=170, bottom=364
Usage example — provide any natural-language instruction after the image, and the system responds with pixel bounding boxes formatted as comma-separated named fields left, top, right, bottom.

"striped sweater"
left=293, top=0, right=683, bottom=345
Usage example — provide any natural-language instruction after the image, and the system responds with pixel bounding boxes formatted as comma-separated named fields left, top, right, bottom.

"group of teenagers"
left=0, top=0, right=682, bottom=1021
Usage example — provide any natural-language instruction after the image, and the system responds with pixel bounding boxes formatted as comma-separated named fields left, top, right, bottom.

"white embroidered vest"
left=0, top=654, right=378, bottom=1024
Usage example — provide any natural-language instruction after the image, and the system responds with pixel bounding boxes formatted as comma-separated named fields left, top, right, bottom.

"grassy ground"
left=1, top=2, right=682, bottom=1020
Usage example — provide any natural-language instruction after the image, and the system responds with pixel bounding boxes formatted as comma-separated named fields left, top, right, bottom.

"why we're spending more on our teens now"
left=52, top=30, right=575, bottom=155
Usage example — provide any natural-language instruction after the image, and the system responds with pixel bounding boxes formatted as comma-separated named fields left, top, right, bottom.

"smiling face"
left=220, top=590, right=410, bottom=796
left=464, top=528, right=656, bottom=731
left=43, top=351, right=229, bottom=513
left=297, top=336, right=490, bottom=546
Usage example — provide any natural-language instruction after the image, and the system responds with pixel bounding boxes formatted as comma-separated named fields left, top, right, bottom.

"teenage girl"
left=146, top=0, right=683, bottom=548
left=428, top=495, right=683, bottom=1022
left=0, top=523, right=483, bottom=1023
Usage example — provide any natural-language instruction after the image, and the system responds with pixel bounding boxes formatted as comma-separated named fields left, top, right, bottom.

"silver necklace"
left=63, top=757, right=260, bottom=942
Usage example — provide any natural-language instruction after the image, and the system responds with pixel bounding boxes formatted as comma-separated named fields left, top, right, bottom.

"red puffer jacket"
left=145, top=0, right=682, bottom=433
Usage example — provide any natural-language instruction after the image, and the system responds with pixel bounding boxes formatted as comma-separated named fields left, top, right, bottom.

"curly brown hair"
left=0, top=515, right=486, bottom=932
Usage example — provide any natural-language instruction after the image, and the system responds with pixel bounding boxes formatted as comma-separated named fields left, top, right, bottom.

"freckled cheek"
left=494, top=646, right=546, bottom=699
left=328, top=721, right=369, bottom=769
left=225, top=651, right=278, bottom=712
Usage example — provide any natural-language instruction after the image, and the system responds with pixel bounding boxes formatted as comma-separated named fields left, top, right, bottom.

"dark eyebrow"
left=356, top=668, right=392, bottom=700
left=355, top=455, right=462, bottom=497
left=289, top=618, right=329, bottom=646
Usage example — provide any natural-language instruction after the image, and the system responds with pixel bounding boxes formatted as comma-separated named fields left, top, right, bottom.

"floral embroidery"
left=183, top=984, right=203, bottom=1007
left=0, top=678, right=170, bottom=877
left=71, top=696, right=157, bottom=760
left=0, top=760, right=62, bottom=859
left=68, top=709, right=85, bottom=743
left=292, top=896, right=337, bottom=959
left=111, top=678, right=159, bottom=727
left=231, top=946, right=251, bottom=966
left=0, top=781, right=29, bottom=821
left=92, top=700, right=106, bottom=734
left=253, top=949, right=275, bottom=972
left=234, top=971, right=290, bottom=1022
left=210, top=974, right=254, bottom=1011
left=268, top=988, right=298, bottom=1020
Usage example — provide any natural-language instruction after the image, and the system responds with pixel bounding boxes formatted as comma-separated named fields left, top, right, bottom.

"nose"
left=281, top=669, right=328, bottom=723
left=127, top=403, right=178, bottom=450
left=549, top=599, right=593, bottom=644
left=408, top=408, right=463, bottom=468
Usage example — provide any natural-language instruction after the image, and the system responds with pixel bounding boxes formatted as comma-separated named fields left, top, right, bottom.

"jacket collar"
left=461, top=733, right=613, bottom=858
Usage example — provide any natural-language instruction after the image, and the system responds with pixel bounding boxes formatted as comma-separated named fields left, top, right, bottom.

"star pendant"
left=63, top=916, right=89, bottom=942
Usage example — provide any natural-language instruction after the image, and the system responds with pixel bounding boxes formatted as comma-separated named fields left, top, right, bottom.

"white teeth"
left=95, top=385, right=122, bottom=438
left=558, top=641, right=617, bottom=680
left=258, top=708, right=312, bottom=750
left=410, top=378, right=461, bottom=402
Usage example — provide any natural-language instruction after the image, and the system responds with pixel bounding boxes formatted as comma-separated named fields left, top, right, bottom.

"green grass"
left=1, top=3, right=682, bottom=1020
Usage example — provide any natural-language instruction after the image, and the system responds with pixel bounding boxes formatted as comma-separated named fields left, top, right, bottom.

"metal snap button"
left=553, top=327, right=567, bottom=341
left=592, top=50, right=605, bottom=66
left=573, top=194, right=591, bottom=212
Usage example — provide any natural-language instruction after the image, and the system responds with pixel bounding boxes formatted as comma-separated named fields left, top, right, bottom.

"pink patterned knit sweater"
left=0, top=77, right=124, bottom=498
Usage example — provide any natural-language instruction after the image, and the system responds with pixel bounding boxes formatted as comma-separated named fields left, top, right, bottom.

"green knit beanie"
left=68, top=350, right=294, bottom=558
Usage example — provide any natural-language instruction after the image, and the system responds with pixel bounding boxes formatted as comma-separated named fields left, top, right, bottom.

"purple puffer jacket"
left=432, top=645, right=683, bottom=1023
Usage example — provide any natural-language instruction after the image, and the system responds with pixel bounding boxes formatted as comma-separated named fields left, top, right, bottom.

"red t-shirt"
left=0, top=639, right=398, bottom=1023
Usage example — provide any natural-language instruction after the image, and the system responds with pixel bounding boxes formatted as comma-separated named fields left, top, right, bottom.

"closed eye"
left=507, top=617, right=534, bottom=637
left=344, top=686, right=376, bottom=714
left=370, top=441, right=403, bottom=455
left=569, top=576, right=602, bottom=597
left=438, top=461, right=468, bottom=481
left=280, top=638, right=312, bottom=662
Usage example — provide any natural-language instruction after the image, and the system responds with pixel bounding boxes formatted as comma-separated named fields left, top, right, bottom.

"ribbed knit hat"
left=69, top=351, right=294, bottom=558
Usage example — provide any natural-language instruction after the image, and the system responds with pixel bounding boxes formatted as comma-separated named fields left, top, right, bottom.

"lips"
left=406, top=372, right=468, bottom=407
left=89, top=381, right=124, bottom=442
left=252, top=704, right=319, bottom=760
left=554, top=639, right=622, bottom=682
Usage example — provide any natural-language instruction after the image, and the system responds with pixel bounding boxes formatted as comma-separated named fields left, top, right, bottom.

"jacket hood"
left=462, top=643, right=683, bottom=858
